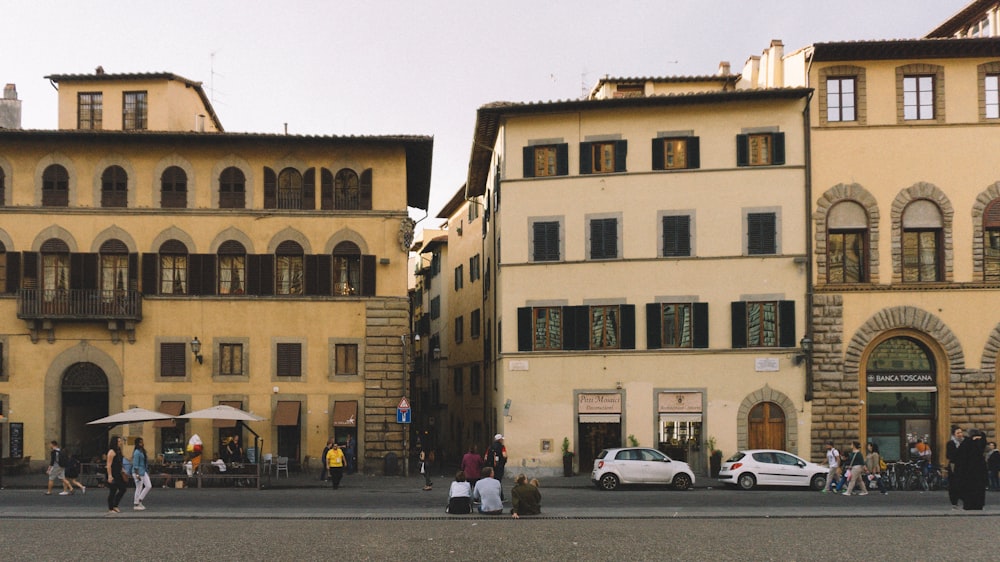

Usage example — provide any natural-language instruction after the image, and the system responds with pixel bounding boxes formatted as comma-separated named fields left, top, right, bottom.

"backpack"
left=878, top=457, right=887, bottom=472
left=57, top=448, right=69, bottom=467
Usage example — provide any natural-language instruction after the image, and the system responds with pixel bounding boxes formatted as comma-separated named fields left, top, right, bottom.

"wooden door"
left=748, top=402, right=786, bottom=450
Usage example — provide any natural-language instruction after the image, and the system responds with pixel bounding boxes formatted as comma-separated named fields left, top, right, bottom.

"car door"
left=774, top=452, right=810, bottom=486
left=751, top=452, right=781, bottom=485
left=615, top=449, right=643, bottom=483
left=639, top=448, right=674, bottom=484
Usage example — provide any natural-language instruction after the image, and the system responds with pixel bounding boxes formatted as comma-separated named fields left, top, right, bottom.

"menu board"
left=9, top=422, right=23, bottom=458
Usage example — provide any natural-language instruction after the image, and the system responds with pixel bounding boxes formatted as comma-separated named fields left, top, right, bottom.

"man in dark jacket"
left=946, top=426, right=964, bottom=508
left=956, top=428, right=987, bottom=510
left=986, top=441, right=1000, bottom=491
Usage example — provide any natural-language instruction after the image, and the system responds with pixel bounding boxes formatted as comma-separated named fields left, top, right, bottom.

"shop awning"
left=213, top=401, right=244, bottom=428
left=659, top=413, right=703, bottom=423
left=332, top=400, right=358, bottom=427
left=153, top=401, right=185, bottom=428
left=867, top=387, right=937, bottom=393
left=578, top=414, right=621, bottom=423
left=273, top=401, right=301, bottom=426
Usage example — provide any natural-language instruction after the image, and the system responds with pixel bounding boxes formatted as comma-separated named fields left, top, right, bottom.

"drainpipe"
left=803, top=91, right=815, bottom=402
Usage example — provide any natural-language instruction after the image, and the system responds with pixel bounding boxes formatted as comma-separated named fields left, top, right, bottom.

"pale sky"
left=3, top=0, right=964, bottom=218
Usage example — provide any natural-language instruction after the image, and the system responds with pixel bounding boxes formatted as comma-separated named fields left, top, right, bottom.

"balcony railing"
left=17, top=289, right=142, bottom=321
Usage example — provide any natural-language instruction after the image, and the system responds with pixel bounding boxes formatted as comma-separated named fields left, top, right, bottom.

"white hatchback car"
left=718, top=449, right=828, bottom=490
left=591, top=447, right=695, bottom=491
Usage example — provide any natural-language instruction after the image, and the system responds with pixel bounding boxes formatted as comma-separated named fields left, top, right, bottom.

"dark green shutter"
left=22, top=252, right=38, bottom=288
left=651, top=138, right=665, bottom=170
left=517, top=307, right=532, bottom=351
left=778, top=300, right=796, bottom=347
left=688, top=137, right=700, bottom=169
left=360, top=169, right=373, bottom=211
left=731, top=302, right=747, bottom=348
left=523, top=147, right=535, bottom=178
left=646, top=303, right=662, bottom=349
left=263, top=167, right=277, bottom=209
left=614, top=140, right=627, bottom=172
left=579, top=143, right=593, bottom=175
left=565, top=306, right=590, bottom=350
left=320, top=168, right=334, bottom=210
left=772, top=133, right=785, bottom=165
left=305, top=255, right=332, bottom=296
left=259, top=254, right=274, bottom=296
left=555, top=144, right=569, bottom=176
left=736, top=134, right=749, bottom=167
left=693, top=302, right=709, bottom=348
left=619, top=304, right=635, bottom=350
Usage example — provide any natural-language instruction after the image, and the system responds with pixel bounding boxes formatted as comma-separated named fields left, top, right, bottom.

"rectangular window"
left=659, top=303, right=693, bottom=348
left=987, top=229, right=1000, bottom=281
left=532, top=221, right=561, bottom=262
left=903, top=76, right=934, bottom=120
left=122, top=91, right=148, bottom=130
left=662, top=215, right=691, bottom=257
left=471, top=309, right=481, bottom=339
left=902, top=230, right=942, bottom=282
left=430, top=296, right=440, bottom=319
left=590, top=218, right=618, bottom=260
left=470, top=364, right=481, bottom=395
left=160, top=343, right=186, bottom=377
left=653, top=137, right=699, bottom=170
left=335, top=343, right=358, bottom=376
left=747, top=212, right=777, bottom=255
left=986, top=75, right=999, bottom=119
left=453, top=367, right=464, bottom=395
left=827, top=230, right=867, bottom=283
left=590, top=305, right=620, bottom=350
left=589, top=142, right=616, bottom=173
left=276, top=343, right=302, bottom=377
left=663, top=138, right=687, bottom=169
left=523, top=144, right=568, bottom=178
left=219, top=343, right=244, bottom=376
left=454, top=265, right=464, bottom=290
left=470, top=254, right=481, bottom=282
left=746, top=301, right=779, bottom=347
left=455, top=316, right=464, bottom=343
left=78, top=92, right=102, bottom=130
left=748, top=134, right=772, bottom=165
left=736, top=133, right=785, bottom=167
left=533, top=307, right=563, bottom=350
left=533, top=146, right=559, bottom=177
left=827, top=77, right=856, bottom=122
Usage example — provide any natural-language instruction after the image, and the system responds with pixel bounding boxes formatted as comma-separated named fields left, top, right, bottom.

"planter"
left=562, top=455, right=574, bottom=477
left=710, top=452, right=722, bottom=478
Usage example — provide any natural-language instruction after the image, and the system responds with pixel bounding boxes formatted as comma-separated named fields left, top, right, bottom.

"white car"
left=718, top=449, right=828, bottom=490
left=591, top=447, right=695, bottom=491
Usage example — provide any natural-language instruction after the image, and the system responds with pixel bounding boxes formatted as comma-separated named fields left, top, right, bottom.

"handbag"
left=420, top=462, right=425, bottom=474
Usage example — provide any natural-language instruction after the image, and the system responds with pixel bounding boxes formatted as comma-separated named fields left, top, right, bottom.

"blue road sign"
left=397, top=408, right=411, bottom=424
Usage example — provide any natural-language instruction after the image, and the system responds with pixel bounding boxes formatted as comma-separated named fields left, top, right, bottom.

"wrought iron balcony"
left=17, top=288, right=142, bottom=321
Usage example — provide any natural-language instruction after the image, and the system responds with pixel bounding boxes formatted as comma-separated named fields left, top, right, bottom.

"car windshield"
left=726, top=452, right=746, bottom=462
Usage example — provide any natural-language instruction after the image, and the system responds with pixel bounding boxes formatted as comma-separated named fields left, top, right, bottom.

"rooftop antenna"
left=580, top=70, right=588, bottom=99
left=210, top=50, right=220, bottom=104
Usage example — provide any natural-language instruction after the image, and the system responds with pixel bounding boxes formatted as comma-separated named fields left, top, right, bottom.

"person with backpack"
left=46, top=440, right=72, bottom=496
left=64, top=452, right=86, bottom=495
left=485, top=434, right=508, bottom=499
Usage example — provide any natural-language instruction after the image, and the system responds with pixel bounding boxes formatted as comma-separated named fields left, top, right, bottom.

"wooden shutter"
left=731, top=301, right=748, bottom=348
left=141, top=253, right=157, bottom=295
left=276, top=343, right=302, bottom=377
left=614, top=140, right=627, bottom=172
left=160, top=344, right=187, bottom=377
left=688, top=137, right=701, bottom=169
left=564, top=306, right=590, bottom=350
left=778, top=300, right=796, bottom=347
left=5, top=252, right=20, bottom=293
left=663, top=216, right=691, bottom=257
left=188, top=254, right=216, bottom=296
left=302, top=168, right=316, bottom=210
left=21, top=252, right=38, bottom=288
left=772, top=133, right=785, bottom=165
left=305, top=254, right=332, bottom=296
left=361, top=254, right=376, bottom=296
left=360, top=169, right=372, bottom=210
left=259, top=254, right=274, bottom=296
left=693, top=302, right=709, bottom=348
left=533, top=222, right=559, bottom=261
left=522, top=146, right=535, bottom=178
left=246, top=254, right=262, bottom=295
left=555, top=144, right=569, bottom=176
left=651, top=138, right=665, bottom=170
left=263, top=167, right=277, bottom=209
left=619, top=304, right=635, bottom=350
left=748, top=213, right=776, bottom=255
left=71, top=253, right=99, bottom=290
left=646, top=303, right=662, bottom=350
left=579, top=142, right=593, bottom=175
left=320, top=168, right=334, bottom=210
left=736, top=134, right=749, bottom=167
left=517, top=307, right=533, bottom=351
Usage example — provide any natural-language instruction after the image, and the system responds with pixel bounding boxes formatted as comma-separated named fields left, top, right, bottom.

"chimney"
left=0, top=83, right=22, bottom=129
left=717, top=61, right=731, bottom=76
left=95, top=66, right=105, bottom=75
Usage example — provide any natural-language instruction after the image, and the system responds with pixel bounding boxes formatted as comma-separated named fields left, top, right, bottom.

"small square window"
left=335, top=344, right=358, bottom=376
left=219, top=343, right=244, bottom=376
left=534, top=146, right=559, bottom=177
left=903, top=76, right=935, bottom=120
left=160, top=343, right=186, bottom=377
left=747, top=212, right=777, bottom=255
left=277, top=343, right=302, bottom=377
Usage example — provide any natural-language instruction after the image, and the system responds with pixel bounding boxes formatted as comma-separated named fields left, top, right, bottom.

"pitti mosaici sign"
left=867, top=372, right=935, bottom=387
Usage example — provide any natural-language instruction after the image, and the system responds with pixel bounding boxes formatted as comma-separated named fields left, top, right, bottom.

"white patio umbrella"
left=87, top=407, right=176, bottom=425
left=177, top=405, right=265, bottom=422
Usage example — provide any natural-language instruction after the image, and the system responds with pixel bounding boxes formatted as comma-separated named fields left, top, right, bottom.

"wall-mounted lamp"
left=616, top=381, right=623, bottom=390
left=190, top=337, right=203, bottom=364
left=503, top=399, right=512, bottom=420
left=794, top=335, right=813, bottom=366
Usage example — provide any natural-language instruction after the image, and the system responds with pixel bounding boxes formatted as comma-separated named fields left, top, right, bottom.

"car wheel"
left=672, top=473, right=692, bottom=490
left=598, top=473, right=620, bottom=491
left=810, top=473, right=827, bottom=491
left=737, top=472, right=756, bottom=490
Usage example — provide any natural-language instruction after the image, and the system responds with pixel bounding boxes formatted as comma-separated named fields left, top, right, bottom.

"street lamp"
left=794, top=335, right=813, bottom=366
left=190, top=337, right=203, bottom=364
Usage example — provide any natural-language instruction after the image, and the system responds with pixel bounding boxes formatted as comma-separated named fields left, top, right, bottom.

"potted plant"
left=561, top=437, right=575, bottom=477
left=706, top=436, right=723, bottom=478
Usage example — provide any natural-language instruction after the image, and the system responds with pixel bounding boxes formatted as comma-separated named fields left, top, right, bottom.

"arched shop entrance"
left=61, top=362, right=109, bottom=461
left=864, top=336, right=938, bottom=462
left=748, top=402, right=786, bottom=451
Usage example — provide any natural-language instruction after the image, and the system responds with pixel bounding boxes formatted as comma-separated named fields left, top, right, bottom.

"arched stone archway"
left=44, top=343, right=123, bottom=456
left=737, top=386, right=798, bottom=453
left=61, top=362, right=109, bottom=460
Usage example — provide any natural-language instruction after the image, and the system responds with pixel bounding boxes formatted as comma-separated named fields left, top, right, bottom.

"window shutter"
left=361, top=255, right=376, bottom=296
left=579, top=142, right=593, bottom=175
left=141, top=253, right=157, bottom=295
left=731, top=301, right=748, bottom=348
left=6, top=252, right=20, bottom=293
left=263, top=167, right=277, bottom=209
left=22, top=252, right=38, bottom=288
left=302, top=168, right=316, bottom=210
left=533, top=222, right=559, bottom=261
left=651, top=138, right=665, bottom=170
left=565, top=305, right=590, bottom=350
left=246, top=254, right=262, bottom=295
left=778, top=300, right=796, bottom=347
left=556, top=144, right=569, bottom=176
left=772, top=133, right=785, bottom=165
left=188, top=254, right=216, bottom=296
left=160, top=343, right=186, bottom=377
left=72, top=253, right=99, bottom=290
left=693, top=302, right=709, bottom=348
left=360, top=169, right=373, bottom=210
left=663, top=216, right=691, bottom=257
left=517, top=307, right=532, bottom=351
left=619, top=304, right=635, bottom=350
left=688, top=137, right=700, bottom=169
left=305, top=255, right=332, bottom=296
left=736, top=134, right=749, bottom=167
left=320, top=168, right=334, bottom=210
left=748, top=213, right=776, bottom=255
left=258, top=254, right=274, bottom=296
left=522, top=147, right=535, bottom=178
left=277, top=343, right=302, bottom=377
left=128, top=254, right=138, bottom=290
left=614, top=140, right=627, bottom=172
left=646, top=303, right=662, bottom=350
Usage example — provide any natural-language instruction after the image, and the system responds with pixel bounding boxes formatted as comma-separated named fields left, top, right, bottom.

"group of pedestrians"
left=444, top=433, right=540, bottom=517
left=104, top=434, right=153, bottom=514
left=946, top=426, right=988, bottom=510
left=45, top=440, right=85, bottom=496
left=822, top=440, right=888, bottom=495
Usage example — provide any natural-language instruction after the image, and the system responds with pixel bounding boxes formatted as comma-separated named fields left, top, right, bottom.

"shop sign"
left=658, top=392, right=702, bottom=413
left=578, top=393, right=622, bottom=414
left=867, top=372, right=935, bottom=387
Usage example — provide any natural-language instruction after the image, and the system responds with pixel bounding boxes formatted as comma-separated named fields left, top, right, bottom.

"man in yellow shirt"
left=326, top=443, right=346, bottom=489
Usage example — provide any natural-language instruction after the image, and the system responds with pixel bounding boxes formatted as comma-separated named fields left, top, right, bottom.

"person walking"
left=842, top=441, right=869, bottom=496
left=344, top=434, right=357, bottom=474
left=986, top=441, right=1000, bottom=491
left=956, top=428, right=988, bottom=510
left=865, top=442, right=887, bottom=495
left=105, top=435, right=127, bottom=515
left=822, top=440, right=840, bottom=493
left=946, top=426, right=964, bottom=508
left=46, top=440, right=72, bottom=496
left=63, top=452, right=87, bottom=495
left=485, top=434, right=508, bottom=498
left=131, top=437, right=152, bottom=511
left=326, top=442, right=346, bottom=489
left=419, top=445, right=433, bottom=491
left=461, top=444, right=483, bottom=490
left=319, top=438, right=334, bottom=481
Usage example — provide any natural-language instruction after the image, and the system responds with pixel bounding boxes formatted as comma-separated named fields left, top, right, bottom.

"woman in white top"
left=446, top=471, right=472, bottom=514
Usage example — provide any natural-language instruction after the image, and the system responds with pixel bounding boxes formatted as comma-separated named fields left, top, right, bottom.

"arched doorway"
left=748, top=402, right=786, bottom=450
left=61, top=362, right=109, bottom=461
left=864, top=336, right=937, bottom=462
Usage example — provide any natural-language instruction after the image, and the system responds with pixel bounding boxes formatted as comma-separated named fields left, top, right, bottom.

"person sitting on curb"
left=473, top=466, right=503, bottom=514
left=511, top=473, right=541, bottom=519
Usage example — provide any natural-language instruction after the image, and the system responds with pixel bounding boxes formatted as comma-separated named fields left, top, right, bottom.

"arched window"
left=865, top=336, right=936, bottom=461
left=41, top=238, right=70, bottom=300
left=159, top=240, right=188, bottom=295
left=901, top=200, right=943, bottom=282
left=219, top=167, right=245, bottom=209
left=333, top=241, right=361, bottom=296
left=985, top=199, right=1000, bottom=281
left=277, top=168, right=303, bottom=209
left=101, top=165, right=128, bottom=208
left=275, top=241, right=304, bottom=295
left=42, top=164, right=69, bottom=207
left=160, top=166, right=187, bottom=209
left=218, top=241, right=246, bottom=295
left=827, top=201, right=869, bottom=283
left=99, top=239, right=129, bottom=303
left=335, top=169, right=359, bottom=210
